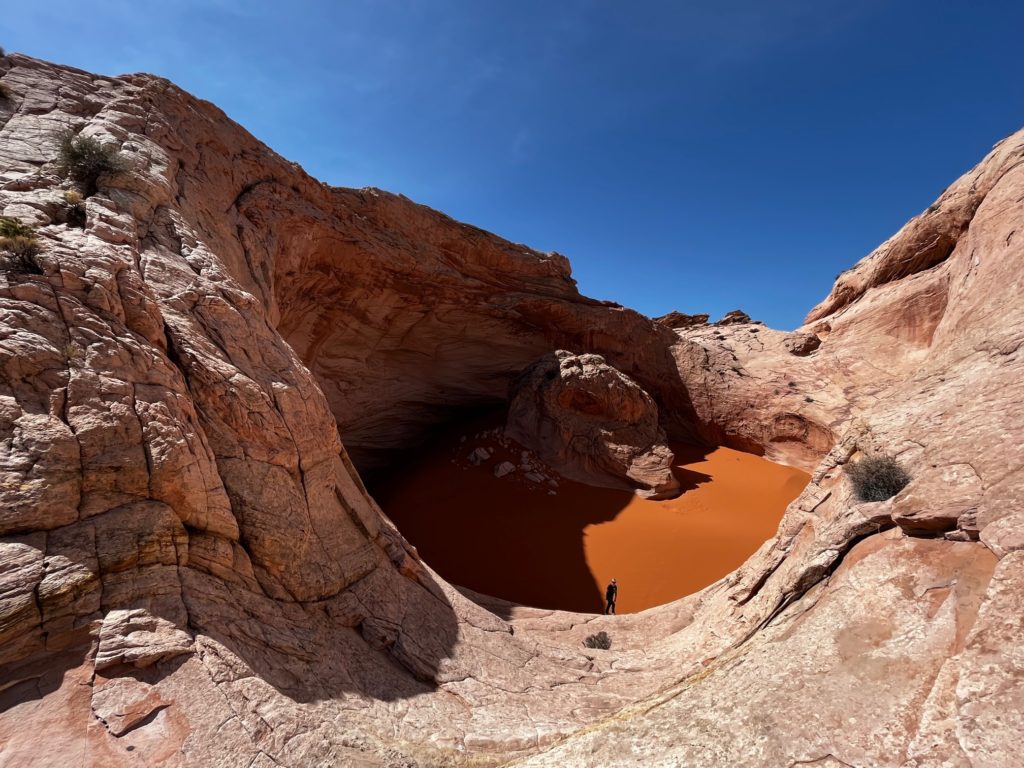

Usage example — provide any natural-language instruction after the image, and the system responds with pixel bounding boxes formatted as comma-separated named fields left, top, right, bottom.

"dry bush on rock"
left=584, top=631, right=612, bottom=650
left=54, top=130, right=128, bottom=196
left=0, top=217, right=42, bottom=273
left=846, top=454, right=910, bottom=502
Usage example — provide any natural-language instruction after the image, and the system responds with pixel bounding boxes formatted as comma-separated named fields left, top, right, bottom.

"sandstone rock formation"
left=714, top=308, right=761, bottom=325
left=783, top=329, right=822, bottom=356
left=505, top=350, right=679, bottom=498
left=255, top=181, right=704, bottom=473
left=653, top=309, right=709, bottom=328
left=0, top=51, right=1022, bottom=768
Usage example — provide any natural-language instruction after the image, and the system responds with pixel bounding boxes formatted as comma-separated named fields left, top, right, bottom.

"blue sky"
left=7, top=1, right=1024, bottom=328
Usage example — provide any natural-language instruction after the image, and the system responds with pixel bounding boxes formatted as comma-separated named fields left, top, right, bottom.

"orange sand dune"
left=372, top=423, right=808, bottom=615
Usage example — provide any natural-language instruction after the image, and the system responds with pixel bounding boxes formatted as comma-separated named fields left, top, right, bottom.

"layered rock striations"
left=243, top=179, right=705, bottom=472
left=0, top=51, right=1021, bottom=768
left=506, top=350, right=679, bottom=498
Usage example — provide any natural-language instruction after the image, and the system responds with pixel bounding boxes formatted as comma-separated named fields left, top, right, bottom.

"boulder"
left=714, top=309, right=761, bottom=326
left=653, top=311, right=709, bottom=328
left=494, top=461, right=516, bottom=478
left=94, top=609, right=193, bottom=671
left=783, top=331, right=822, bottom=356
left=505, top=351, right=680, bottom=498
left=468, top=446, right=492, bottom=465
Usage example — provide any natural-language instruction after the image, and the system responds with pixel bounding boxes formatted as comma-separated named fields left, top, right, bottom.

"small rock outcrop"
left=653, top=310, right=709, bottom=328
left=505, top=351, right=680, bottom=499
left=784, top=330, right=822, bottom=356
left=714, top=309, right=761, bottom=326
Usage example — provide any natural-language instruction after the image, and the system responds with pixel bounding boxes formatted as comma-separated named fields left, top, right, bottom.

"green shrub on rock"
left=54, top=129, right=128, bottom=196
left=0, top=217, right=34, bottom=239
left=62, top=189, right=86, bottom=228
left=0, top=217, right=42, bottom=274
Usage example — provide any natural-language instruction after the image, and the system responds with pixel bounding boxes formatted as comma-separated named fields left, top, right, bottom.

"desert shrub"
left=0, top=217, right=42, bottom=273
left=64, top=342, right=85, bottom=362
left=0, top=237, right=42, bottom=274
left=54, top=129, right=128, bottom=196
left=63, top=189, right=86, bottom=228
left=584, top=631, right=612, bottom=650
left=846, top=454, right=910, bottom=502
left=0, top=216, right=34, bottom=238
left=65, top=203, right=86, bottom=228
left=0, top=236, right=39, bottom=259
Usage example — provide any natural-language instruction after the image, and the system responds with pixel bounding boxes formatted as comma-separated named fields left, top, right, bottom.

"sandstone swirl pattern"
left=506, top=350, right=680, bottom=498
left=0, top=53, right=1021, bottom=767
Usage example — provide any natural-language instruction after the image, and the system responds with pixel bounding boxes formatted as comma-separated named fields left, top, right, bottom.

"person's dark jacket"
left=606, top=583, right=617, bottom=602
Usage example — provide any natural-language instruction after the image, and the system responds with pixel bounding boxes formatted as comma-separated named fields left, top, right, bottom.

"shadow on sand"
left=370, top=413, right=712, bottom=617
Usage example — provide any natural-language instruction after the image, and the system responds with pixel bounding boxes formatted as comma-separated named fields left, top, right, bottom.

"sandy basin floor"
left=372, top=425, right=809, bottom=614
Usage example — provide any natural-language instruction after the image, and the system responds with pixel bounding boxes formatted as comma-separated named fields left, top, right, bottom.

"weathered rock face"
left=567, top=125, right=1024, bottom=767
left=783, top=329, right=822, bottom=356
left=0, top=51, right=1022, bottom=768
left=804, top=135, right=1020, bottom=325
left=714, top=308, right=761, bottom=325
left=254, top=185, right=703, bottom=472
left=505, top=351, right=679, bottom=498
left=653, top=309, right=709, bottom=328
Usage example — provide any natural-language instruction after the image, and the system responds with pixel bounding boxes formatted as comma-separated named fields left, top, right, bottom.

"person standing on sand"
left=605, top=578, right=617, bottom=615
